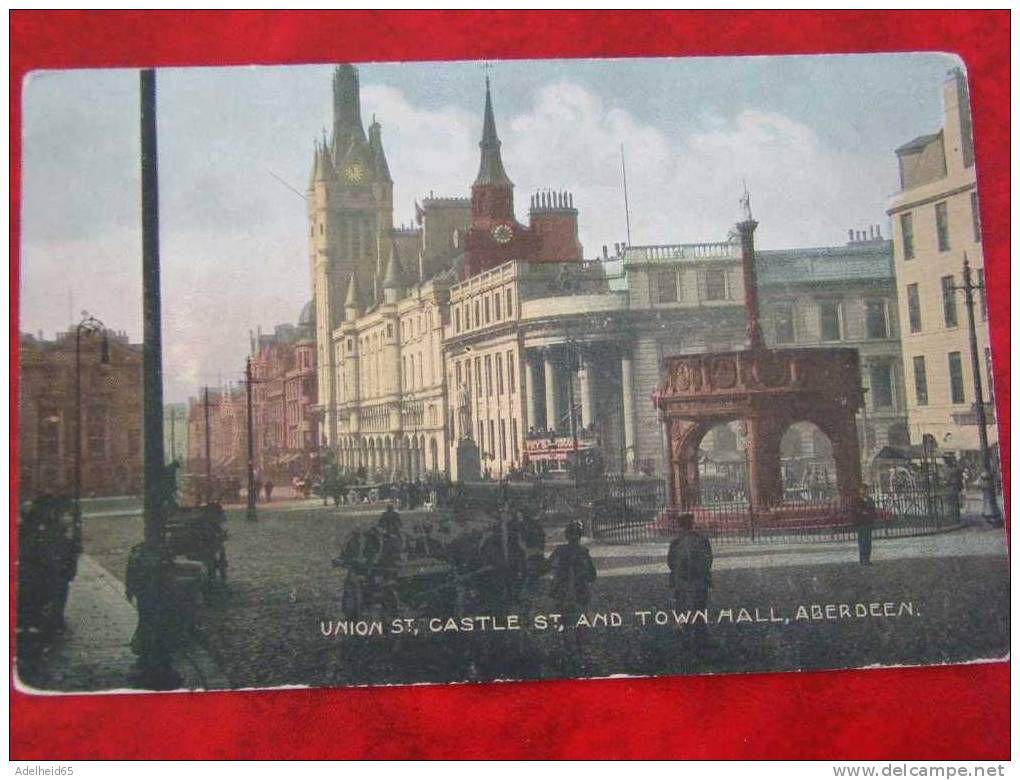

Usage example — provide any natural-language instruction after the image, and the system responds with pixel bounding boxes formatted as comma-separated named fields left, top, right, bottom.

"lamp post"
left=245, top=356, right=257, bottom=522
left=955, top=255, right=1002, bottom=527
left=74, top=312, right=109, bottom=545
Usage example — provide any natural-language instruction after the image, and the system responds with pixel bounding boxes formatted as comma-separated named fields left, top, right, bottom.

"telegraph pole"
left=245, top=356, right=257, bottom=522
left=203, top=385, right=212, bottom=502
left=169, top=407, right=176, bottom=464
left=957, top=255, right=1003, bottom=526
left=136, top=67, right=179, bottom=689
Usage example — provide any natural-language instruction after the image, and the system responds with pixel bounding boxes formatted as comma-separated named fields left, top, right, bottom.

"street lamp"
left=74, top=312, right=109, bottom=546
left=954, top=255, right=1003, bottom=527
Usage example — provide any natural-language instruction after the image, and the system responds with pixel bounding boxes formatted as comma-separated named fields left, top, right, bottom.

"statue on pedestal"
left=456, top=383, right=473, bottom=440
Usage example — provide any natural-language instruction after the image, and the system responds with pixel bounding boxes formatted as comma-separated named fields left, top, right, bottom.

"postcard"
left=15, top=53, right=1008, bottom=693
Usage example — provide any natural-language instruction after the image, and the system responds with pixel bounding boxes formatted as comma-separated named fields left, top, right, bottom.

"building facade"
left=444, top=245, right=749, bottom=479
left=186, top=384, right=247, bottom=482
left=756, top=232, right=908, bottom=463
left=309, top=65, right=396, bottom=446
left=249, top=313, right=319, bottom=483
left=332, top=248, right=452, bottom=480
left=887, top=68, right=995, bottom=455
left=19, top=329, right=143, bottom=499
left=308, top=63, right=912, bottom=483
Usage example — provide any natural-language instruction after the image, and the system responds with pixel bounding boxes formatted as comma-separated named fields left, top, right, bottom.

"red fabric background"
left=9, top=10, right=1010, bottom=760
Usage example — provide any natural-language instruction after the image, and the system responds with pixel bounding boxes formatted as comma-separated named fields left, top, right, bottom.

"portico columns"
left=543, top=350, right=559, bottom=432
left=524, top=355, right=539, bottom=432
left=621, top=352, right=636, bottom=471
left=579, top=359, right=594, bottom=429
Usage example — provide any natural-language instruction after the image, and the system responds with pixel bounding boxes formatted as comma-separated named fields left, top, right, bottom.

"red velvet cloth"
left=10, top=10, right=1009, bottom=760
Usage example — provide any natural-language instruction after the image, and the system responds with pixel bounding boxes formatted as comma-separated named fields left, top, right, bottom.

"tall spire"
left=331, top=64, right=367, bottom=160
left=474, top=77, right=513, bottom=188
left=382, top=240, right=404, bottom=290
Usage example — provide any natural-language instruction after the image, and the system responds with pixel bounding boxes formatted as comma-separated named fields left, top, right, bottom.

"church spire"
left=331, top=64, right=367, bottom=160
left=474, top=77, right=513, bottom=188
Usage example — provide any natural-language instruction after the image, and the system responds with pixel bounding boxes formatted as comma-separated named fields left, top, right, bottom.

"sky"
left=18, top=53, right=961, bottom=403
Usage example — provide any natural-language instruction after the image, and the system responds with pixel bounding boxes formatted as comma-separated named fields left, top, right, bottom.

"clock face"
left=344, top=162, right=365, bottom=183
left=491, top=223, right=514, bottom=245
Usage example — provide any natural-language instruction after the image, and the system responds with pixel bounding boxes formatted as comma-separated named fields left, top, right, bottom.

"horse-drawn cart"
left=164, top=503, right=228, bottom=586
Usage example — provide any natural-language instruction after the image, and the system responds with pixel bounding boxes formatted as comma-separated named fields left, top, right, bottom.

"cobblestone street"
left=75, top=499, right=1009, bottom=691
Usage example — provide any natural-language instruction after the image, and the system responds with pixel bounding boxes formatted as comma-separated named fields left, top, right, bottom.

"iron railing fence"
left=588, top=478, right=958, bottom=545
left=448, top=476, right=957, bottom=544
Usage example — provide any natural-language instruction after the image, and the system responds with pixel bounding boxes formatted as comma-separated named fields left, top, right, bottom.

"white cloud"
left=360, top=85, right=478, bottom=224
left=498, top=82, right=896, bottom=252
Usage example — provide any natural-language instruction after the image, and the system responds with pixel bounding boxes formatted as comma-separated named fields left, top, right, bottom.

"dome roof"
left=298, top=299, right=315, bottom=327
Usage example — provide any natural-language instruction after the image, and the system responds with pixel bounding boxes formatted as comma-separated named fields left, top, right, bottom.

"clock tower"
left=463, top=78, right=539, bottom=279
left=309, top=64, right=394, bottom=443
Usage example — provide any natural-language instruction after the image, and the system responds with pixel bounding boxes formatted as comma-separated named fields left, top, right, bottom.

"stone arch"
left=779, top=420, right=837, bottom=500
left=697, top=421, right=749, bottom=503
left=429, top=437, right=439, bottom=473
left=667, top=417, right=724, bottom=508
left=780, top=410, right=862, bottom=505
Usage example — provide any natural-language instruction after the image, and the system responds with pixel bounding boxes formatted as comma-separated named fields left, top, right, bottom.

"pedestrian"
left=253, top=475, right=262, bottom=504
left=667, top=512, right=713, bottom=646
left=518, top=509, right=547, bottom=611
left=264, top=478, right=274, bottom=503
left=548, top=520, right=597, bottom=620
left=852, top=483, right=877, bottom=566
left=945, top=455, right=964, bottom=525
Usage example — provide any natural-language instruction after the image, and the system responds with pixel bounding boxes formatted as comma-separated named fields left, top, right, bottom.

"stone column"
left=579, top=358, right=594, bottom=429
left=524, top=354, right=539, bottom=432
left=621, top=352, right=636, bottom=471
left=745, top=415, right=784, bottom=509
left=831, top=410, right=864, bottom=505
left=543, top=349, right=559, bottom=433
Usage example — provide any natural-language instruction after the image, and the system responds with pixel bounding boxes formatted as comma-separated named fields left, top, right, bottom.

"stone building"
left=755, top=232, right=908, bottom=463
left=332, top=247, right=452, bottom=479
left=887, top=68, right=995, bottom=455
left=18, top=328, right=143, bottom=499
left=186, top=384, right=247, bottom=482
left=249, top=310, right=318, bottom=483
left=308, top=62, right=910, bottom=483
left=309, top=65, right=395, bottom=446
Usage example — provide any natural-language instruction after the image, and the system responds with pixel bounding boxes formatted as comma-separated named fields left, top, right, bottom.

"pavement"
left=14, top=554, right=229, bottom=694
left=591, top=522, right=1008, bottom=577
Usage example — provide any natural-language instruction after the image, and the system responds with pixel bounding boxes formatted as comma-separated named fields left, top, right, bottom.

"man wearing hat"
left=548, top=520, right=597, bottom=620
left=667, top=512, right=713, bottom=626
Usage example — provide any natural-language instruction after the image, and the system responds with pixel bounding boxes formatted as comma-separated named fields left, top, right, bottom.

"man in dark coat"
left=548, top=521, right=597, bottom=618
left=852, top=484, right=877, bottom=565
left=667, top=512, right=713, bottom=615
